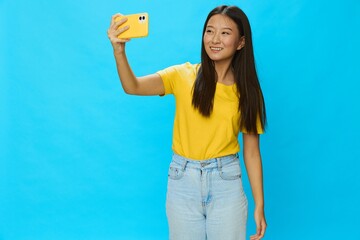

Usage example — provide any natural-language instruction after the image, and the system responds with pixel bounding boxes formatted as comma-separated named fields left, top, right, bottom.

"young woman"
left=107, top=5, right=267, bottom=240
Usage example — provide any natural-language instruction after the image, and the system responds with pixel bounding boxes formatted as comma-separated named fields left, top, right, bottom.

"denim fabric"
left=166, top=153, right=248, bottom=240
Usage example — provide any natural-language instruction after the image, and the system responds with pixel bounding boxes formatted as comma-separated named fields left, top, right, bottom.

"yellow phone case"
left=116, top=13, right=149, bottom=39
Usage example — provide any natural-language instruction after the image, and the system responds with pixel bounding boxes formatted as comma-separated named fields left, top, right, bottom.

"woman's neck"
left=214, top=60, right=234, bottom=85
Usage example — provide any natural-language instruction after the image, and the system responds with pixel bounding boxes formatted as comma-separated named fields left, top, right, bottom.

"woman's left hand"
left=250, top=207, right=267, bottom=239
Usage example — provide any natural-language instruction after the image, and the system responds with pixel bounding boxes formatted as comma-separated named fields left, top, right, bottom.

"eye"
left=205, top=29, right=213, bottom=34
left=222, top=31, right=230, bottom=35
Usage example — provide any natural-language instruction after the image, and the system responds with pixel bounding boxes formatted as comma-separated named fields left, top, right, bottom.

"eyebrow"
left=206, top=25, right=233, bottom=31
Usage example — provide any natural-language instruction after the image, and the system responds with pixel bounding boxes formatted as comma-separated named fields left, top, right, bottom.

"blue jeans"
left=166, top=153, right=248, bottom=240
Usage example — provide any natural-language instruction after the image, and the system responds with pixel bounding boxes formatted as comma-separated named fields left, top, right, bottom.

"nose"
left=212, top=33, right=220, bottom=44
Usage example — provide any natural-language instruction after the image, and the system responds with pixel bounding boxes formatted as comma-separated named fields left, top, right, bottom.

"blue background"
left=1, top=0, right=359, bottom=239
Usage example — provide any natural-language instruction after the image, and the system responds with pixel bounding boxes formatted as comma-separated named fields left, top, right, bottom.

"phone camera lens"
left=138, top=15, right=146, bottom=23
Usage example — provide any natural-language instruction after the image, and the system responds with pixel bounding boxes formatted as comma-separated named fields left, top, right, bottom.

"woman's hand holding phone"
left=107, top=13, right=131, bottom=55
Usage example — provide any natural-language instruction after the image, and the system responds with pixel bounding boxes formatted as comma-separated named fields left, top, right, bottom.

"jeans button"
left=201, top=162, right=208, bottom=167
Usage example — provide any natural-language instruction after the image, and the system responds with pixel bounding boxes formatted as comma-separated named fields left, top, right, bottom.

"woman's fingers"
left=110, top=13, right=128, bottom=29
left=249, top=222, right=265, bottom=239
left=249, top=220, right=266, bottom=239
left=114, top=25, right=130, bottom=37
left=108, top=36, right=130, bottom=43
left=112, top=17, right=128, bottom=30
left=259, top=220, right=266, bottom=238
left=111, top=13, right=122, bottom=21
left=250, top=233, right=259, bottom=240
left=107, top=13, right=130, bottom=41
left=108, top=22, right=130, bottom=40
left=110, top=13, right=123, bottom=25
left=107, top=13, right=131, bottom=54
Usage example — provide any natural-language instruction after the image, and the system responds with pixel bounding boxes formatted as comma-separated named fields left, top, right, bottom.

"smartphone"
left=115, top=13, right=149, bottom=38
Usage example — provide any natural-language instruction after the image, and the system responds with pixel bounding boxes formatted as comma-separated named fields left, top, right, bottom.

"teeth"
left=211, top=47, right=222, bottom=51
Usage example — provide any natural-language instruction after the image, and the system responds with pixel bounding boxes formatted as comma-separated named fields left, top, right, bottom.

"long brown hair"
left=192, top=5, right=266, bottom=134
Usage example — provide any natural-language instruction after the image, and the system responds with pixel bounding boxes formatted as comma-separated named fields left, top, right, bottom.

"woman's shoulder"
left=158, top=62, right=200, bottom=80
left=182, top=62, right=200, bottom=67
left=175, top=62, right=200, bottom=75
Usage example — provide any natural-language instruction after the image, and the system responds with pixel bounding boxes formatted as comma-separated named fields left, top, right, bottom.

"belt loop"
left=216, top=158, right=222, bottom=172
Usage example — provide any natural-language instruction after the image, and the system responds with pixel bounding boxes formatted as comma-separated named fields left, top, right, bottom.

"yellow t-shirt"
left=157, top=62, right=262, bottom=160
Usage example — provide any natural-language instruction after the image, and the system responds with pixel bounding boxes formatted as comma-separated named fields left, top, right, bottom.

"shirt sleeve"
left=240, top=115, right=265, bottom=134
left=156, top=62, right=198, bottom=96
left=156, top=65, right=179, bottom=96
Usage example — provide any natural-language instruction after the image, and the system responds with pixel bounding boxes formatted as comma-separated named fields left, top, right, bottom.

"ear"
left=237, top=36, right=245, bottom=50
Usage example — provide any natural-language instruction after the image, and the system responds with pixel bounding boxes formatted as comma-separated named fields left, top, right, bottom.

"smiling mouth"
left=210, top=47, right=223, bottom=51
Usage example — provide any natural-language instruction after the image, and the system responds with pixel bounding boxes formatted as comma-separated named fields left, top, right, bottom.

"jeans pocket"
left=219, top=159, right=241, bottom=180
left=168, top=162, right=185, bottom=180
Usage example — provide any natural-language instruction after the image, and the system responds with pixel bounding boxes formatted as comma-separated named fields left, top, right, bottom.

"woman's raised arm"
left=107, top=13, right=165, bottom=96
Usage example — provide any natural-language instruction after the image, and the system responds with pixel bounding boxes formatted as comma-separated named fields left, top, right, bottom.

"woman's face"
left=203, top=14, right=244, bottom=63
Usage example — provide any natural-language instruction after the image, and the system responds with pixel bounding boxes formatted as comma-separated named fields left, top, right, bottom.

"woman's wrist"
left=254, top=202, right=264, bottom=210
left=114, top=50, right=126, bottom=57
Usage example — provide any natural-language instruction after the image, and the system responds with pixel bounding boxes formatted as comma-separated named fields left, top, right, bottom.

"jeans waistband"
left=172, top=153, right=239, bottom=170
